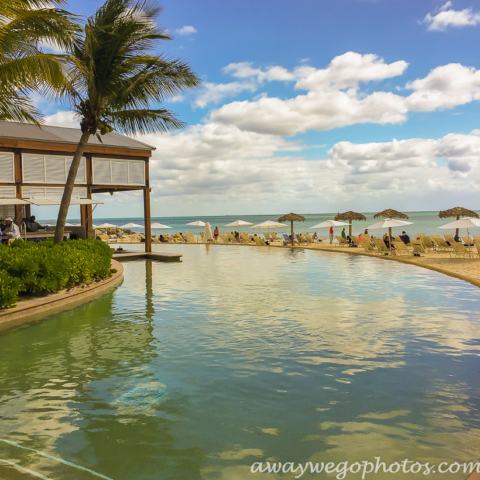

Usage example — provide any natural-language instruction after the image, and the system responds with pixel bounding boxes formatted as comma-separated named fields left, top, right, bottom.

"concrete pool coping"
left=0, top=259, right=124, bottom=331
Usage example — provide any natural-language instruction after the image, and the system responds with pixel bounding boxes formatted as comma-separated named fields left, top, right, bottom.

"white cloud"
left=405, top=63, right=480, bottom=111
left=223, top=62, right=295, bottom=83
left=211, top=90, right=408, bottom=136
left=132, top=125, right=480, bottom=215
left=44, top=110, right=79, bottom=128
left=175, top=25, right=197, bottom=35
left=194, top=82, right=257, bottom=108
left=422, top=2, right=480, bottom=31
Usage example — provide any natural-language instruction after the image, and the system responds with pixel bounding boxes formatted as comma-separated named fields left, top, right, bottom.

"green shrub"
left=0, top=239, right=113, bottom=309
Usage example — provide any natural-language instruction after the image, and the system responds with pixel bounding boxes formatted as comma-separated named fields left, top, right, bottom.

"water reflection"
left=0, top=245, right=479, bottom=479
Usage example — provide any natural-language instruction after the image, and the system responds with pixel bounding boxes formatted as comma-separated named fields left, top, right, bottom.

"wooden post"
left=14, top=150, right=23, bottom=225
left=388, top=226, right=392, bottom=254
left=349, top=220, right=352, bottom=237
left=25, top=204, right=31, bottom=219
left=144, top=158, right=151, bottom=253
left=144, top=188, right=152, bottom=252
left=85, top=156, right=93, bottom=235
left=455, top=215, right=460, bottom=239
left=290, top=220, right=294, bottom=246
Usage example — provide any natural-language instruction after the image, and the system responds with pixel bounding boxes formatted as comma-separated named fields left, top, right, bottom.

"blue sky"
left=40, top=0, right=480, bottom=219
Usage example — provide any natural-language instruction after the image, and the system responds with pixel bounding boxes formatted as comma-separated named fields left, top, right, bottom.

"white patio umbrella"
left=95, top=222, right=118, bottom=229
left=251, top=220, right=287, bottom=240
left=439, top=217, right=480, bottom=242
left=150, top=222, right=172, bottom=237
left=120, top=222, right=144, bottom=229
left=309, top=220, right=350, bottom=228
left=187, top=220, right=206, bottom=242
left=225, top=220, right=253, bottom=227
left=204, top=222, right=214, bottom=242
left=367, top=218, right=412, bottom=252
left=309, top=219, right=350, bottom=245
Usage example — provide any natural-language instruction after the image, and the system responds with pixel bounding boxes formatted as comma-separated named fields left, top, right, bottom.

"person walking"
left=329, top=226, right=334, bottom=244
left=214, top=226, right=219, bottom=241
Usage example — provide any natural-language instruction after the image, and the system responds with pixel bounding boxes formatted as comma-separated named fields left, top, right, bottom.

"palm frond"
left=110, top=108, right=186, bottom=134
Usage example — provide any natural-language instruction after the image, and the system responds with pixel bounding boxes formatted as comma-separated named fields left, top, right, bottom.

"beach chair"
left=431, top=235, right=451, bottom=251
left=304, top=233, right=314, bottom=245
left=392, top=241, right=410, bottom=256
left=444, top=234, right=455, bottom=244
left=410, top=239, right=425, bottom=256
left=360, top=241, right=376, bottom=254
left=297, top=233, right=308, bottom=245
left=373, top=238, right=389, bottom=254
left=164, top=234, right=176, bottom=243
left=462, top=236, right=474, bottom=246
left=271, top=233, right=279, bottom=241
left=253, top=236, right=267, bottom=246
left=218, top=233, right=229, bottom=243
left=474, top=236, right=480, bottom=245
left=363, top=234, right=372, bottom=244
left=421, top=236, right=436, bottom=251
left=350, top=236, right=360, bottom=247
left=263, top=233, right=271, bottom=242
left=335, top=235, right=349, bottom=247
left=450, top=241, right=472, bottom=258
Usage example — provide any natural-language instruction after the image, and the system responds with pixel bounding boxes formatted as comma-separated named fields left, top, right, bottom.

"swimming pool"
left=1, top=245, right=480, bottom=479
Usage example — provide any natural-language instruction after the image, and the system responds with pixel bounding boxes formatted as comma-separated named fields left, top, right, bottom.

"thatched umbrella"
left=373, top=209, right=409, bottom=247
left=439, top=207, right=479, bottom=238
left=278, top=213, right=306, bottom=246
left=334, top=211, right=367, bottom=237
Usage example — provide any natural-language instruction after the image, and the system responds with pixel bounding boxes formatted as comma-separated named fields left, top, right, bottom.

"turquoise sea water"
left=1, top=245, right=480, bottom=479
left=45, top=211, right=479, bottom=237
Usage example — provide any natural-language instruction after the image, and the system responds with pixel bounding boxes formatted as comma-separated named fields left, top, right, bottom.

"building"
left=0, top=121, right=155, bottom=252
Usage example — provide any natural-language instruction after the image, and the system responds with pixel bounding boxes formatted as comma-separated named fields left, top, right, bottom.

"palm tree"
left=0, top=0, right=78, bottom=123
left=54, top=0, right=200, bottom=243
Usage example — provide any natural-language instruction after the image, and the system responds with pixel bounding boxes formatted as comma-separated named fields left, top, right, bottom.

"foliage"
left=0, top=239, right=113, bottom=309
left=0, top=0, right=78, bottom=123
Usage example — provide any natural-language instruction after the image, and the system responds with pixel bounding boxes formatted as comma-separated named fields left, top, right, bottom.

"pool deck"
left=0, top=259, right=124, bottom=331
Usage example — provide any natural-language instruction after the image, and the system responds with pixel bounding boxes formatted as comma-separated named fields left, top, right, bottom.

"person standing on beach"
left=214, top=226, right=219, bottom=241
left=341, top=228, right=346, bottom=239
left=329, top=226, right=334, bottom=244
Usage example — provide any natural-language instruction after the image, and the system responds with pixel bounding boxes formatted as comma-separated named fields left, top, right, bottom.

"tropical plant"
left=53, top=0, right=200, bottom=243
left=0, top=238, right=114, bottom=308
left=0, top=0, right=78, bottom=123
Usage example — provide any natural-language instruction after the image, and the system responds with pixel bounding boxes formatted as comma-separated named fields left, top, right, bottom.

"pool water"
left=1, top=245, right=480, bottom=480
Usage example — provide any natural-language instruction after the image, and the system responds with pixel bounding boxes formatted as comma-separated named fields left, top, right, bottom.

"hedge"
left=0, top=238, right=114, bottom=309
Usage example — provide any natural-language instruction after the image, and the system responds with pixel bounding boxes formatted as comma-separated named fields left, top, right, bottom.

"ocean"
left=42, top=211, right=478, bottom=237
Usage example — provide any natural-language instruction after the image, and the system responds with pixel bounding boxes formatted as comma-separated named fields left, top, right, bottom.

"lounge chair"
left=444, top=234, right=455, bottom=244
left=271, top=233, right=279, bottom=241
left=253, top=236, right=267, bottom=246
left=392, top=241, right=410, bottom=256
left=360, top=241, right=376, bottom=254
left=373, top=238, right=389, bottom=254
left=350, top=236, right=360, bottom=247
left=431, top=235, right=451, bottom=251
left=297, top=233, right=308, bottom=245
left=410, top=239, right=425, bottom=256
left=263, top=233, right=271, bottom=242
left=421, top=236, right=436, bottom=250
left=335, top=235, right=349, bottom=247
left=451, top=241, right=472, bottom=258
left=474, top=235, right=480, bottom=245
left=462, top=236, right=474, bottom=246
left=304, top=233, right=314, bottom=245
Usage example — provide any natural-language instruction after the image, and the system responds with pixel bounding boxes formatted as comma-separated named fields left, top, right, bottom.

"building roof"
left=0, top=121, right=155, bottom=151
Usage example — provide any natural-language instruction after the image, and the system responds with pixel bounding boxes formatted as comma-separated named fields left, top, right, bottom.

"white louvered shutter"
left=45, top=156, right=67, bottom=183
left=112, top=160, right=128, bottom=184
left=93, top=158, right=112, bottom=184
left=0, top=186, right=16, bottom=198
left=0, top=154, right=14, bottom=182
left=23, top=155, right=46, bottom=182
left=128, top=161, right=145, bottom=185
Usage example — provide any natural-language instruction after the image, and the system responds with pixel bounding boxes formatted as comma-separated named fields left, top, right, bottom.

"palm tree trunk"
left=54, top=130, right=91, bottom=244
